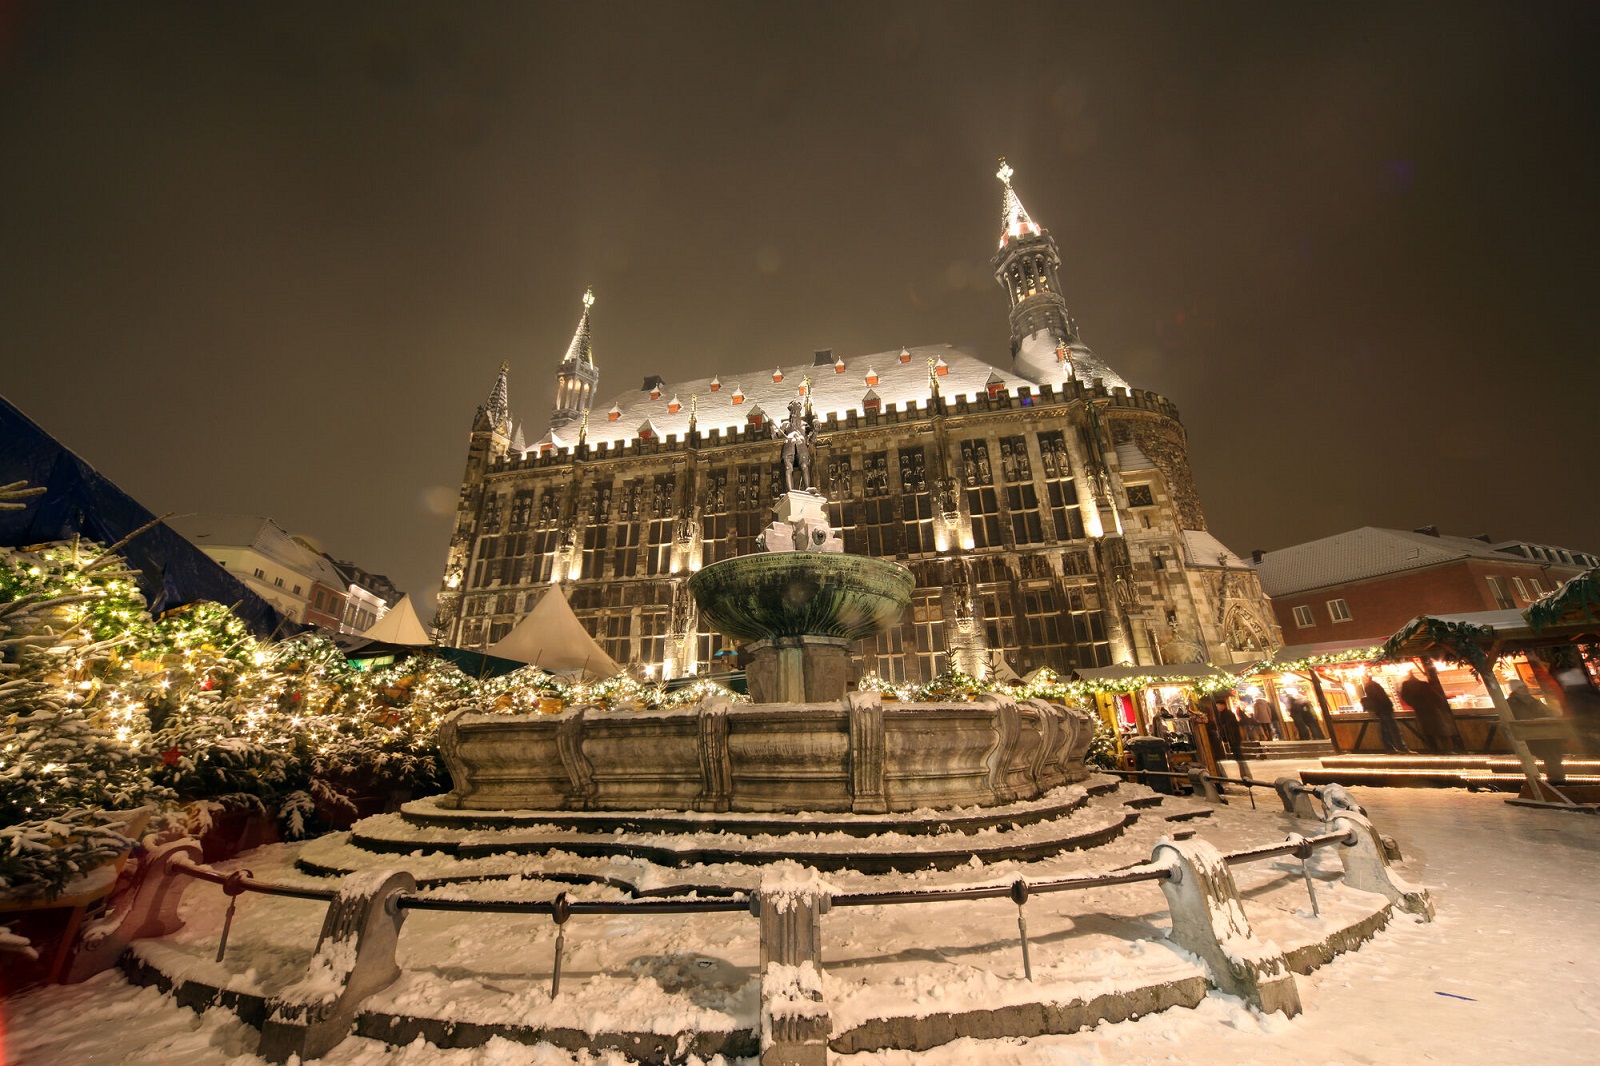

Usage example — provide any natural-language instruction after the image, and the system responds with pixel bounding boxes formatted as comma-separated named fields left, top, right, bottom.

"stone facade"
left=436, top=166, right=1279, bottom=682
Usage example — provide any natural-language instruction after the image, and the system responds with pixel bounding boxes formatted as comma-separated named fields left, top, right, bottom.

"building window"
left=1531, top=578, right=1546, bottom=596
left=1327, top=598, right=1352, bottom=623
left=275, top=577, right=284, bottom=588
left=898, top=447, right=936, bottom=555
left=293, top=584, right=302, bottom=595
left=253, top=567, right=265, bottom=579
left=1126, top=484, right=1154, bottom=508
left=1511, top=576, right=1529, bottom=602
left=966, top=486, right=1002, bottom=549
left=1486, top=576, right=1514, bottom=610
left=1006, top=483, right=1044, bottom=545
left=1292, top=605, right=1315, bottom=628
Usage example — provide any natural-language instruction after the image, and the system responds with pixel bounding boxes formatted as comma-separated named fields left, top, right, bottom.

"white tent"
left=488, top=583, right=621, bottom=679
left=359, top=594, right=432, bottom=646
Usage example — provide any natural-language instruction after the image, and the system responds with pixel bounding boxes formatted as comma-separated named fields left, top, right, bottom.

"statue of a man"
left=776, top=399, right=815, bottom=492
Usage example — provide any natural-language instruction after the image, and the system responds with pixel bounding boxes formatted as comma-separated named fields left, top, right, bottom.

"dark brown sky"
left=3, top=2, right=1597, bottom=612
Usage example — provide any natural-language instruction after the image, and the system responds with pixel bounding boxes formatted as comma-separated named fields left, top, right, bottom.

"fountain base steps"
left=297, top=777, right=1216, bottom=882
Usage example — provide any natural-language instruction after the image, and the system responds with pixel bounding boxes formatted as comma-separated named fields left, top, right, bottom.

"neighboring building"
left=329, top=559, right=404, bottom=635
left=1254, top=526, right=1598, bottom=642
left=169, top=514, right=401, bottom=634
left=436, top=161, right=1280, bottom=683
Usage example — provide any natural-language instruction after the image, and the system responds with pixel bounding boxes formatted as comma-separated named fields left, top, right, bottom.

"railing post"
left=1275, top=778, right=1317, bottom=818
left=1151, top=838, right=1302, bottom=1017
left=66, top=837, right=204, bottom=983
left=1328, top=811, right=1434, bottom=920
left=258, top=868, right=416, bottom=1064
left=1187, top=767, right=1223, bottom=803
left=754, top=863, right=833, bottom=1066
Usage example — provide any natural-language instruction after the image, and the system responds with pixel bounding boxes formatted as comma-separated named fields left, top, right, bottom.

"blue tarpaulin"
left=1, top=393, right=290, bottom=636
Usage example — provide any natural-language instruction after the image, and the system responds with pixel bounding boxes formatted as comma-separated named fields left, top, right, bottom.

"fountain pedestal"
left=746, top=634, right=853, bottom=703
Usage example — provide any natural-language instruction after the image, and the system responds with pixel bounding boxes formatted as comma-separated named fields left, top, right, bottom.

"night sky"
left=3, top=2, right=1597, bottom=615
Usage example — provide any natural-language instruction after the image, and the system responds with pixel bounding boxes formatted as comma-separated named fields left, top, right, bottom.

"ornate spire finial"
left=564, top=288, right=596, bottom=366
left=577, top=408, right=589, bottom=446
left=996, top=157, right=1040, bottom=248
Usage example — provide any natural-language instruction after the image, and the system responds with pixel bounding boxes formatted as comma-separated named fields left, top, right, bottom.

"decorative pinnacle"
left=997, top=157, right=1014, bottom=185
left=582, top=287, right=595, bottom=309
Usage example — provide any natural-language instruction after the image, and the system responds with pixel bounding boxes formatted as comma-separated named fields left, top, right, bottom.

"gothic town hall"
left=436, top=162, right=1279, bottom=684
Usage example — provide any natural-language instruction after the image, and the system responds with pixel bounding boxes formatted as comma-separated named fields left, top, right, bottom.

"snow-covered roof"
left=168, top=513, right=345, bottom=588
left=1114, top=442, right=1155, bottom=472
left=576, top=344, right=1037, bottom=448
left=1180, top=530, right=1253, bottom=571
left=1255, top=527, right=1546, bottom=597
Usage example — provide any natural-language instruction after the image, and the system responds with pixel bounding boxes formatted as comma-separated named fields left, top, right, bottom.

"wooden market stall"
left=1073, top=663, right=1236, bottom=774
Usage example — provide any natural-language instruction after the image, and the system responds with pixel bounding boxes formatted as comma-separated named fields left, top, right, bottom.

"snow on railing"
left=92, top=806, right=1428, bottom=1064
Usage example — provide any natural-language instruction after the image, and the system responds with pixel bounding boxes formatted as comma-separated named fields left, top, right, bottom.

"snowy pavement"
left=4, top=785, right=1598, bottom=1064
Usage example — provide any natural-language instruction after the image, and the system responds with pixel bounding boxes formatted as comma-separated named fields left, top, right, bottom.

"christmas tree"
left=0, top=535, right=166, bottom=899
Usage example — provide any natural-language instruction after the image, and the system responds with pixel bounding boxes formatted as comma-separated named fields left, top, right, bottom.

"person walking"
left=1285, top=691, right=1323, bottom=741
left=1398, top=669, right=1455, bottom=753
left=1362, top=677, right=1410, bottom=753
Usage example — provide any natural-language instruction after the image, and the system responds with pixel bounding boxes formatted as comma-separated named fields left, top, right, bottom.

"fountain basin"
left=689, top=552, right=913, bottom=702
left=435, top=693, right=1094, bottom=814
left=688, top=552, right=914, bottom=643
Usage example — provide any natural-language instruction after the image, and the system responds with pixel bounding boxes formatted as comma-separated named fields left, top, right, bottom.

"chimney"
left=1413, top=525, right=1440, bottom=537
left=1471, top=534, right=1492, bottom=543
left=812, top=348, right=835, bottom=367
left=641, top=374, right=666, bottom=393
left=1251, top=549, right=1265, bottom=564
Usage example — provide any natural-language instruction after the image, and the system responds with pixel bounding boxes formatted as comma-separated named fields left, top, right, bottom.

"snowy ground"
left=4, top=780, right=1598, bottom=1064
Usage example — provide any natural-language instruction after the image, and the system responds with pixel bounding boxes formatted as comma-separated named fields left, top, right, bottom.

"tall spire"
left=990, top=158, right=1127, bottom=390
left=996, top=158, right=1041, bottom=249
left=484, top=362, right=511, bottom=430
left=551, top=288, right=600, bottom=430
left=564, top=287, right=596, bottom=366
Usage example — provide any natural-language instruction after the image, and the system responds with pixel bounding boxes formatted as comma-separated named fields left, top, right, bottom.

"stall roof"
left=1266, top=638, right=1383, bottom=663
left=1074, top=663, right=1233, bottom=684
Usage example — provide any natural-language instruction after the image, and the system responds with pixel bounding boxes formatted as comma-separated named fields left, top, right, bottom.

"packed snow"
left=3, top=783, right=1598, bottom=1064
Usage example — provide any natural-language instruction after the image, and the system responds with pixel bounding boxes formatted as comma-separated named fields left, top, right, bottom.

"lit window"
left=1327, top=598, right=1351, bottom=623
left=1293, top=605, right=1315, bottom=628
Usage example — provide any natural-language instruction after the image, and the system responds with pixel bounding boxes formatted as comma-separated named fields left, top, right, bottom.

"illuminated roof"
left=573, top=344, right=1032, bottom=447
left=997, top=158, right=1042, bottom=249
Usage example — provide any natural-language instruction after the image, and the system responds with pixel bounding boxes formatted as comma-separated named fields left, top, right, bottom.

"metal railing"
left=169, top=824, right=1356, bottom=993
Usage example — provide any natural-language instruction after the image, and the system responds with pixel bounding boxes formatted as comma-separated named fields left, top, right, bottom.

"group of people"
left=1201, top=691, right=1325, bottom=750
left=1358, top=671, right=1463, bottom=754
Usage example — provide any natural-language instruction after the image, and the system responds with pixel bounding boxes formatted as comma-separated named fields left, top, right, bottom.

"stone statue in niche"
left=776, top=399, right=816, bottom=493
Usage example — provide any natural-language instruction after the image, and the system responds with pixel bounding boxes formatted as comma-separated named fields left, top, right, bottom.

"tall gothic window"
left=1038, top=431, right=1085, bottom=541
left=899, top=447, right=936, bottom=556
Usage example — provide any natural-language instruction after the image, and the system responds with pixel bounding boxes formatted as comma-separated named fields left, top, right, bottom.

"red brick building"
left=1254, top=526, right=1597, bottom=642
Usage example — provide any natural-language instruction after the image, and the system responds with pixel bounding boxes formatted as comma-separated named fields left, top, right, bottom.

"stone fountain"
left=433, top=428, right=1095, bottom=817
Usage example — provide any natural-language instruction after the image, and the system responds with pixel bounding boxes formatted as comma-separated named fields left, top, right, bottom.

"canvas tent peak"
left=488, top=583, right=620, bottom=679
